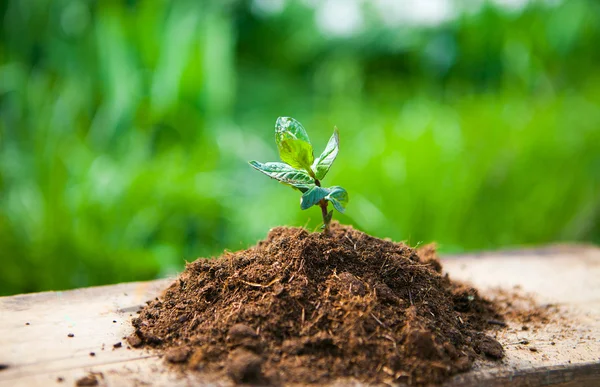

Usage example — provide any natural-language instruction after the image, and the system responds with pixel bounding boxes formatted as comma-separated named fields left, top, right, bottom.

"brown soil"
left=75, top=372, right=103, bottom=386
left=489, top=287, right=559, bottom=329
left=130, top=223, right=506, bottom=385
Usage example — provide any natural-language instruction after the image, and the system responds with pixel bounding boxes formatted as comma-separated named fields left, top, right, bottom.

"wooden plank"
left=443, top=245, right=600, bottom=386
left=0, top=245, right=599, bottom=386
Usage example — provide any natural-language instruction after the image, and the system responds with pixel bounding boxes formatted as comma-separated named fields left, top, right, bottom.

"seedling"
left=249, top=117, right=349, bottom=233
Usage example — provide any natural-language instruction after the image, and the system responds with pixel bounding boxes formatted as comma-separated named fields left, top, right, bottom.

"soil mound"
left=130, top=223, right=505, bottom=385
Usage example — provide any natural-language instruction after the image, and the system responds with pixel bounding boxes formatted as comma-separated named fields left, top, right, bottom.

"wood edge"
left=0, top=354, right=161, bottom=383
left=446, top=361, right=600, bottom=387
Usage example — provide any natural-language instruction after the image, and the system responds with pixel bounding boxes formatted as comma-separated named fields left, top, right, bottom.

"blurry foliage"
left=1, top=0, right=599, bottom=295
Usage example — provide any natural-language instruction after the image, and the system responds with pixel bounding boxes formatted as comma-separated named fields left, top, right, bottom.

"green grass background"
left=1, top=0, right=599, bottom=295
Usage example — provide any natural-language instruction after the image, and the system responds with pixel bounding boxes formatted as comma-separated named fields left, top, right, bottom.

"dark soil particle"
left=0, top=364, right=9, bottom=371
left=75, top=372, right=102, bottom=386
left=126, top=333, right=143, bottom=348
left=131, top=223, right=505, bottom=385
left=226, top=348, right=268, bottom=384
left=113, top=342, right=122, bottom=349
left=165, top=347, right=191, bottom=363
left=475, top=334, right=504, bottom=359
left=67, top=333, right=74, bottom=338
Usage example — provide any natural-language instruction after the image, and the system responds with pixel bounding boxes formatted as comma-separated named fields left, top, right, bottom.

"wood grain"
left=1, top=245, right=599, bottom=386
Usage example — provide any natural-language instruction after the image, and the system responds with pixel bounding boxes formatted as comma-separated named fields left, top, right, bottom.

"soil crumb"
left=131, top=223, right=505, bottom=385
left=75, top=371, right=103, bottom=386
left=490, top=287, right=560, bottom=329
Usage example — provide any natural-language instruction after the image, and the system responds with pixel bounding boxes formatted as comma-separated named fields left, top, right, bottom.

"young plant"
left=249, top=117, right=349, bottom=233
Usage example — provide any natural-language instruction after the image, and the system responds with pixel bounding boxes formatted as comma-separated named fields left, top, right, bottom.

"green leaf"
left=249, top=161, right=314, bottom=192
left=300, top=185, right=349, bottom=212
left=312, top=127, right=339, bottom=180
left=275, top=117, right=314, bottom=172
left=275, top=116, right=311, bottom=142
left=325, top=186, right=348, bottom=213
left=300, top=186, right=330, bottom=210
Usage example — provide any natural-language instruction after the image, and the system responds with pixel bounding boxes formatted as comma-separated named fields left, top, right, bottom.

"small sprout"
left=250, top=117, right=349, bottom=233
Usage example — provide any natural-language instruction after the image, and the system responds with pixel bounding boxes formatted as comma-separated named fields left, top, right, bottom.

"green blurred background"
left=1, top=0, right=599, bottom=296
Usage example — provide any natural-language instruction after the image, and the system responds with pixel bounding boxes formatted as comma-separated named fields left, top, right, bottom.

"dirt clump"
left=131, top=222, right=505, bottom=385
left=75, top=372, right=103, bottom=386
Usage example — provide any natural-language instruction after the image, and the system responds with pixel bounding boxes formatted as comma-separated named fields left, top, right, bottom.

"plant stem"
left=319, top=199, right=330, bottom=234
left=313, top=178, right=331, bottom=233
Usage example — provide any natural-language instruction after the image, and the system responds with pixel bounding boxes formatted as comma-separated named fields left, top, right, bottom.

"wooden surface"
left=1, top=245, right=599, bottom=386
